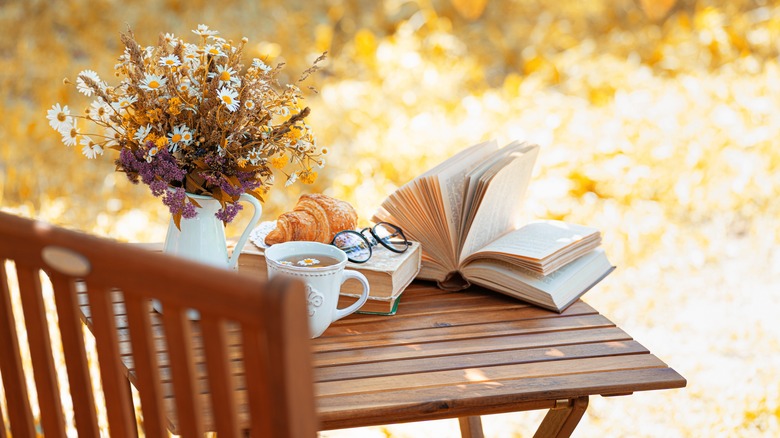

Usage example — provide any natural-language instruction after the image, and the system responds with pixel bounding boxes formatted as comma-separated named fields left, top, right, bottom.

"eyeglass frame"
left=330, top=222, right=410, bottom=264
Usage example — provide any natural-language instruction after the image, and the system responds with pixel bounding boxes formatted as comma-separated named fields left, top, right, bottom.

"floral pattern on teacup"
left=306, top=285, right=324, bottom=316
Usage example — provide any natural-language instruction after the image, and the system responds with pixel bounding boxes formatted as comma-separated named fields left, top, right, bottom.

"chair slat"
left=86, top=285, right=137, bottom=438
left=0, top=407, right=7, bottom=438
left=271, top=281, right=318, bottom=437
left=200, top=315, right=240, bottom=438
left=123, top=293, right=168, bottom=437
left=16, top=264, right=67, bottom=437
left=159, top=303, right=204, bottom=438
left=50, top=273, right=100, bottom=438
left=0, top=262, right=36, bottom=437
left=241, top=324, right=274, bottom=438
left=0, top=213, right=318, bottom=437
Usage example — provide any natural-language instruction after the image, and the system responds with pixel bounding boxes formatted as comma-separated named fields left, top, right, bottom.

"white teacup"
left=265, top=241, right=370, bottom=338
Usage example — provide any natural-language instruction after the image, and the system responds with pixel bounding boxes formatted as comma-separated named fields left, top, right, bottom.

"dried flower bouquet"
left=47, top=24, right=326, bottom=226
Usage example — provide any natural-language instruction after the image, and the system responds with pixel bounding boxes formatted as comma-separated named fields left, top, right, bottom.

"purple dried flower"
left=215, top=202, right=243, bottom=223
left=161, top=186, right=197, bottom=219
left=149, top=179, right=168, bottom=196
left=116, top=143, right=263, bottom=224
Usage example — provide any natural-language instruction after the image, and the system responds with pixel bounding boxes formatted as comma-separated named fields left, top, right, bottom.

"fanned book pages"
left=373, top=140, right=615, bottom=312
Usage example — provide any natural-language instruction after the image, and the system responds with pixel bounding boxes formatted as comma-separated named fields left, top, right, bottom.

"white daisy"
left=139, top=74, right=167, bottom=91
left=177, top=80, right=192, bottom=94
left=46, top=103, right=72, bottom=132
left=220, top=42, right=236, bottom=54
left=167, top=124, right=191, bottom=151
left=159, top=54, right=181, bottom=68
left=296, top=258, right=320, bottom=267
left=192, top=24, right=219, bottom=37
left=285, top=172, right=298, bottom=187
left=252, top=58, right=272, bottom=73
left=116, top=95, right=137, bottom=110
left=204, top=44, right=226, bottom=58
left=244, top=100, right=255, bottom=110
left=180, top=127, right=194, bottom=144
left=182, top=48, right=200, bottom=65
left=134, top=124, right=153, bottom=144
left=247, top=148, right=262, bottom=164
left=145, top=146, right=159, bottom=163
left=60, top=123, right=79, bottom=147
left=163, top=33, right=176, bottom=46
left=79, top=136, right=103, bottom=159
left=317, top=159, right=325, bottom=168
left=76, top=70, right=103, bottom=96
left=210, top=65, right=240, bottom=87
left=88, top=100, right=110, bottom=122
left=216, top=87, right=240, bottom=112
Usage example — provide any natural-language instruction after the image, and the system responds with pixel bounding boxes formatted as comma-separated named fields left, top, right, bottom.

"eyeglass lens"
left=373, top=223, right=408, bottom=252
left=332, top=231, right=371, bottom=263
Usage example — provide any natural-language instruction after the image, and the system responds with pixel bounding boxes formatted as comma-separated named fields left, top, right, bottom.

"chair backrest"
left=0, top=211, right=317, bottom=437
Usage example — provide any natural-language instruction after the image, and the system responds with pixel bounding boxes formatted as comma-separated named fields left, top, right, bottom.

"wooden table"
left=79, top=281, right=685, bottom=437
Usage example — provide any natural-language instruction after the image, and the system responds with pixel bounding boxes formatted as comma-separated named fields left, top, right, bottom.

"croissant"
left=265, top=194, right=358, bottom=245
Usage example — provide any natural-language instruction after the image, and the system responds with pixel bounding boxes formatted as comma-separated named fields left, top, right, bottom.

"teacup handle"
left=333, top=270, right=370, bottom=322
left=227, top=193, right=263, bottom=270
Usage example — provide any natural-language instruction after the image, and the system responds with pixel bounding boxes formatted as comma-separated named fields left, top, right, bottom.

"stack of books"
left=373, top=140, right=615, bottom=313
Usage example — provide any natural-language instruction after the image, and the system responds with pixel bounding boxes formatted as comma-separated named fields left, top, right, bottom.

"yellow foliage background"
left=1, top=0, right=779, bottom=436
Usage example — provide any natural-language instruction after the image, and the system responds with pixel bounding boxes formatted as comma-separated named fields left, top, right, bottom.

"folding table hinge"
left=552, top=399, right=572, bottom=410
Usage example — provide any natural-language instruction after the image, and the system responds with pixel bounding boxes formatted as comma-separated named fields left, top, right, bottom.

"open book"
left=373, top=140, right=615, bottom=312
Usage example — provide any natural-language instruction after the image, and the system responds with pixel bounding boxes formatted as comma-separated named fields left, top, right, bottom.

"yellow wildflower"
left=270, top=154, right=289, bottom=169
left=155, top=136, right=169, bottom=148
left=237, top=158, right=248, bottom=168
left=147, top=108, right=163, bottom=123
left=286, top=125, right=303, bottom=141
left=299, top=169, right=318, bottom=184
left=167, top=97, right=182, bottom=115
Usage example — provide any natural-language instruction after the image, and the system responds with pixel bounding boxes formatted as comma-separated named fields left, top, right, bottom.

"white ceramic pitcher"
left=163, top=192, right=263, bottom=269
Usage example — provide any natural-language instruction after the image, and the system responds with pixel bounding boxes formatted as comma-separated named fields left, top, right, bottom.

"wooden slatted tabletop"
left=78, top=281, right=686, bottom=435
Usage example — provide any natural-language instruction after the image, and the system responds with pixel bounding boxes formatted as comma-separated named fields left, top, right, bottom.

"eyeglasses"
left=331, top=222, right=410, bottom=263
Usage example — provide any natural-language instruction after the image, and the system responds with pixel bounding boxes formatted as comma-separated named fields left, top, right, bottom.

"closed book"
left=338, top=293, right=402, bottom=315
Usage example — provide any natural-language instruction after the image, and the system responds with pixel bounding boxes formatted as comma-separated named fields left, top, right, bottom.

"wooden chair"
left=0, top=211, right=317, bottom=437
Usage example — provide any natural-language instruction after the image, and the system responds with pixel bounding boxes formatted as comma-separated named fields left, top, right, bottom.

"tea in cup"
left=265, top=241, right=369, bottom=338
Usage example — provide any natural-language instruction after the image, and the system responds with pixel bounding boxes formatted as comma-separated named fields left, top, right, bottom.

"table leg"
left=533, top=397, right=589, bottom=438
left=458, top=416, right=484, bottom=438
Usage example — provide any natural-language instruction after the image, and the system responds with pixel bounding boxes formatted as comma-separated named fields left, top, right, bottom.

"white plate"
left=248, top=221, right=277, bottom=249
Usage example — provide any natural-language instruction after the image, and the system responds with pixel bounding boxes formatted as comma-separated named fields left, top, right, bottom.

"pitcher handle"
left=333, top=270, right=370, bottom=321
left=227, top=193, right=263, bottom=270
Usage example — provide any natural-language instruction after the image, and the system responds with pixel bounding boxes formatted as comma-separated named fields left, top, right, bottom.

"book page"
left=373, top=141, right=497, bottom=280
left=432, top=140, right=498, bottom=254
left=458, top=144, right=539, bottom=262
left=460, top=141, right=530, bottom=241
left=470, top=221, right=600, bottom=261
left=374, top=140, right=497, bottom=279
left=461, top=248, right=613, bottom=312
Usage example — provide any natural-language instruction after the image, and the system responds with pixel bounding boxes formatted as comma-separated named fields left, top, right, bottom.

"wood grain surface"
left=78, top=281, right=686, bottom=432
